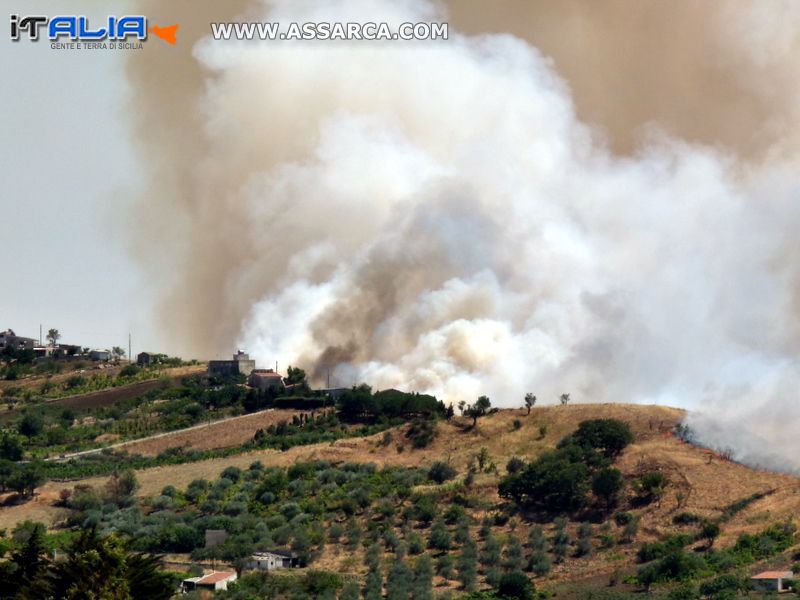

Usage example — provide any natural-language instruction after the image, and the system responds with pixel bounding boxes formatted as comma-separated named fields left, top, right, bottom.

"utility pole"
left=39, top=324, right=42, bottom=346
left=128, top=333, right=132, bottom=365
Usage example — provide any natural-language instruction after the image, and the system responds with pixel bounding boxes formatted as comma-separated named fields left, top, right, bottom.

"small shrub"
left=637, top=471, right=668, bottom=501
left=119, top=364, right=140, bottom=378
left=428, top=461, right=457, bottom=484
left=614, top=511, right=634, bottom=526
left=672, top=512, right=701, bottom=525
left=496, top=571, right=535, bottom=600
left=528, top=550, right=551, bottom=576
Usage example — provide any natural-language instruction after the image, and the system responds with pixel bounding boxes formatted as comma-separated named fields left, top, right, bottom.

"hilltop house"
left=245, top=550, right=299, bottom=571
left=0, top=329, right=36, bottom=351
left=248, top=369, right=285, bottom=393
left=137, top=352, right=155, bottom=367
left=208, top=350, right=256, bottom=378
left=751, top=571, right=794, bottom=592
left=89, top=350, right=112, bottom=362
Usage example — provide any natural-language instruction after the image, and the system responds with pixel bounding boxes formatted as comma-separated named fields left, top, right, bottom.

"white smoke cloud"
left=174, top=0, right=800, bottom=469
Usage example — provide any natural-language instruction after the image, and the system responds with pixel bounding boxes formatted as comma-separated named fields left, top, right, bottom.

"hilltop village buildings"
left=2, top=328, right=119, bottom=362
left=208, top=351, right=288, bottom=393
left=207, top=350, right=348, bottom=398
left=0, top=329, right=37, bottom=351
left=208, top=350, right=257, bottom=378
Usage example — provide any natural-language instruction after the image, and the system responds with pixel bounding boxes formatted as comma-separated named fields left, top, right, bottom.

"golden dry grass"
left=116, top=408, right=301, bottom=456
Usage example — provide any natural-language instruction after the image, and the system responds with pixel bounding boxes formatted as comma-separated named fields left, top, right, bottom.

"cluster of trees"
left=252, top=411, right=349, bottom=450
left=218, top=569, right=356, bottom=600
left=0, top=459, right=45, bottom=497
left=0, top=524, right=174, bottom=599
left=67, top=458, right=549, bottom=595
left=458, top=395, right=492, bottom=427
left=498, top=419, right=634, bottom=512
left=68, top=460, right=437, bottom=564
left=338, top=385, right=442, bottom=420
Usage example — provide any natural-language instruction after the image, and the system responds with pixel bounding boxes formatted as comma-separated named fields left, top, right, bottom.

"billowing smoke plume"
left=127, top=1, right=800, bottom=471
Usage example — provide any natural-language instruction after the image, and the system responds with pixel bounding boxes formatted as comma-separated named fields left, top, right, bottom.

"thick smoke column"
left=128, top=1, right=800, bottom=471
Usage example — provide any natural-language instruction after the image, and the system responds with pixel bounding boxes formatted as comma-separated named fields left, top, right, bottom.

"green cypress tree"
left=8, top=521, right=50, bottom=597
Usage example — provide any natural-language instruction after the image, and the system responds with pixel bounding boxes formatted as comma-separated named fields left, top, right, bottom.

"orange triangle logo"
left=150, top=24, right=178, bottom=45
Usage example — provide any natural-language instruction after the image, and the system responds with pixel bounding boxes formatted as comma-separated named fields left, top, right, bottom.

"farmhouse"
left=245, top=549, right=299, bottom=571
left=137, top=351, right=156, bottom=367
left=320, top=387, right=349, bottom=401
left=89, top=350, right=112, bottom=361
left=181, top=571, right=237, bottom=593
left=751, top=570, right=794, bottom=592
left=0, top=329, right=36, bottom=351
left=208, top=350, right=256, bottom=378
left=248, top=369, right=285, bottom=393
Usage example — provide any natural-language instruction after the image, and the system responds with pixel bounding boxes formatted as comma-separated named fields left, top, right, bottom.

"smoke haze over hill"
left=128, top=0, right=800, bottom=471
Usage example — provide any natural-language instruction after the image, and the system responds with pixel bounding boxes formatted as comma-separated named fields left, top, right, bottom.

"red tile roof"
left=752, top=571, right=793, bottom=579
left=197, top=571, right=236, bottom=584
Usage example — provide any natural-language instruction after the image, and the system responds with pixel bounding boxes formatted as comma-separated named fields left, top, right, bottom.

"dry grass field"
left=115, top=408, right=301, bottom=456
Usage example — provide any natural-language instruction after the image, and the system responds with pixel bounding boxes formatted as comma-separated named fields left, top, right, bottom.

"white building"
left=89, top=350, right=112, bottom=361
left=181, top=571, right=237, bottom=593
left=246, top=550, right=299, bottom=571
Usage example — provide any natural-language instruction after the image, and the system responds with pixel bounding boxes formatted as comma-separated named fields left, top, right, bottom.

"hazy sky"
left=0, top=2, right=158, bottom=355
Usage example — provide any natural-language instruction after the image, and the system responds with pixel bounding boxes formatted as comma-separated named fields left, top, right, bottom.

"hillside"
left=3, top=403, right=799, bottom=594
